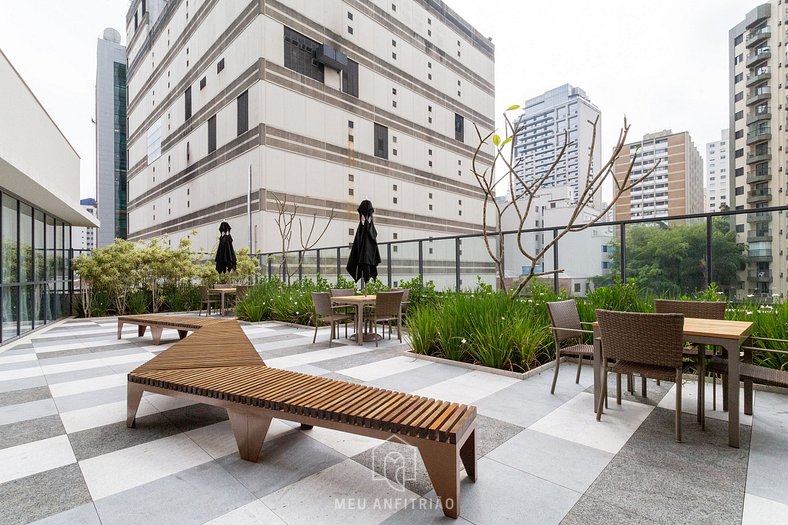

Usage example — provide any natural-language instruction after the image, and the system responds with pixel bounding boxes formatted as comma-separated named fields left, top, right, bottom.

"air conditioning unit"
left=314, top=44, right=348, bottom=71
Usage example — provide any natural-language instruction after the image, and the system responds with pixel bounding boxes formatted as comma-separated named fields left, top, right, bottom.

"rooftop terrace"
left=1, top=316, right=786, bottom=524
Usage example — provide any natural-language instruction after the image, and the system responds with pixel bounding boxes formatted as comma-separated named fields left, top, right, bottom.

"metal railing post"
left=418, top=241, right=424, bottom=277
left=455, top=237, right=461, bottom=292
left=316, top=249, right=321, bottom=276
left=336, top=247, right=341, bottom=282
left=706, top=216, right=713, bottom=287
left=553, top=229, right=559, bottom=294
left=298, top=250, right=303, bottom=281
left=387, top=243, right=392, bottom=287
left=619, top=224, right=627, bottom=283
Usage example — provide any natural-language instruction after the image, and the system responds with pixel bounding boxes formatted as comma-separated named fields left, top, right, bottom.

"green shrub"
left=406, top=305, right=439, bottom=355
left=127, top=289, right=150, bottom=314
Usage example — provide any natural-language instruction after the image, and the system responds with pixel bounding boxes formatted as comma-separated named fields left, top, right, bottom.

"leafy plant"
left=406, top=305, right=439, bottom=355
left=364, top=278, right=389, bottom=295
left=127, top=289, right=150, bottom=315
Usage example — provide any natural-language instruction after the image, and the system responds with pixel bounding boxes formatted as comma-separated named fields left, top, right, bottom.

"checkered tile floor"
left=0, top=316, right=786, bottom=524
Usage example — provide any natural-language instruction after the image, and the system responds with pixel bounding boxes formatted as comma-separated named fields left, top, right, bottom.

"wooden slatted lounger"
left=126, top=319, right=477, bottom=518
left=117, top=314, right=224, bottom=344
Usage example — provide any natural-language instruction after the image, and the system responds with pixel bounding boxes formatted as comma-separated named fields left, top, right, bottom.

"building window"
left=393, top=197, right=398, bottom=204
left=347, top=11, right=353, bottom=20
left=347, top=26, right=353, bottom=35
left=736, top=224, right=744, bottom=233
left=348, top=188, right=354, bottom=196
left=374, top=123, right=388, bottom=159
left=348, top=228, right=354, bottom=235
left=734, top=72, right=743, bottom=83
left=391, top=3, right=396, bottom=11
left=734, top=53, right=743, bottom=65
left=392, top=52, right=397, bottom=60
left=199, top=76, right=206, bottom=90
left=455, top=113, right=464, bottom=141
left=733, top=34, right=743, bottom=46
left=735, top=148, right=743, bottom=158
left=217, top=58, right=225, bottom=73
left=208, top=115, right=217, bottom=153
left=348, top=173, right=354, bottom=181
left=348, top=120, right=354, bottom=128
left=393, top=184, right=398, bottom=191
left=735, top=129, right=743, bottom=139
left=734, top=110, right=743, bottom=121
left=342, top=58, right=359, bottom=97
left=734, top=91, right=743, bottom=102
left=283, top=27, right=324, bottom=83
left=184, top=86, right=192, bottom=120
left=735, top=186, right=744, bottom=195
left=146, top=119, right=162, bottom=162
left=237, top=90, right=248, bottom=136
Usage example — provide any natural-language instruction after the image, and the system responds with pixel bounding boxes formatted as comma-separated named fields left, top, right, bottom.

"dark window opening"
left=283, top=27, right=324, bottom=83
left=208, top=115, right=217, bottom=153
left=455, top=113, right=464, bottom=142
left=374, top=123, right=388, bottom=159
left=184, top=86, right=192, bottom=120
left=237, top=90, right=249, bottom=136
left=217, top=58, right=225, bottom=73
left=342, top=58, right=359, bottom=97
left=199, top=76, right=206, bottom=90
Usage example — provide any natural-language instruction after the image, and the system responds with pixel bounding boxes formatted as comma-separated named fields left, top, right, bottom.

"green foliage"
left=163, top=285, right=200, bottom=312
left=364, top=278, right=389, bottom=295
left=126, top=289, right=150, bottom=315
left=406, top=305, right=439, bottom=355
left=234, top=277, right=330, bottom=325
left=398, top=275, right=438, bottom=309
left=579, top=278, right=653, bottom=322
left=336, top=275, right=358, bottom=290
left=89, top=290, right=111, bottom=317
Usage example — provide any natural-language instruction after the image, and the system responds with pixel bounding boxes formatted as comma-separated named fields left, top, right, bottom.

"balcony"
left=746, top=149, right=771, bottom=164
left=749, top=248, right=773, bottom=260
left=746, top=49, right=771, bottom=68
left=746, top=27, right=771, bottom=48
left=746, top=110, right=770, bottom=125
left=747, top=70, right=770, bottom=87
left=747, top=188, right=772, bottom=203
left=747, top=269, right=773, bottom=281
left=747, top=88, right=771, bottom=106
left=746, top=170, right=771, bottom=184
left=746, top=127, right=771, bottom=145
left=747, top=211, right=772, bottom=223
left=747, top=229, right=772, bottom=242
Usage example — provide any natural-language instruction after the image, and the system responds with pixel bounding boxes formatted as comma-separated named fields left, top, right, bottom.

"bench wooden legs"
left=227, top=409, right=272, bottom=462
left=150, top=326, right=163, bottom=345
left=126, top=382, right=144, bottom=428
left=117, top=321, right=125, bottom=340
left=178, top=330, right=188, bottom=339
left=417, top=427, right=476, bottom=519
left=138, top=325, right=147, bottom=337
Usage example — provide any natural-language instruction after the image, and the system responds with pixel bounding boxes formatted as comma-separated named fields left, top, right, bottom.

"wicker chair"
left=655, top=299, right=726, bottom=427
left=546, top=300, right=595, bottom=394
left=365, top=290, right=405, bottom=346
left=311, top=292, right=353, bottom=348
left=596, top=309, right=686, bottom=442
left=199, top=286, right=219, bottom=316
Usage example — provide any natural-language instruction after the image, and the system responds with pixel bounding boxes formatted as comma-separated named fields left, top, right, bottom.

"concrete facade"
left=512, top=84, right=602, bottom=207
left=124, top=0, right=495, bottom=254
left=96, top=28, right=128, bottom=247
left=613, top=130, right=703, bottom=221
left=729, top=3, right=784, bottom=298
left=706, top=129, right=729, bottom=212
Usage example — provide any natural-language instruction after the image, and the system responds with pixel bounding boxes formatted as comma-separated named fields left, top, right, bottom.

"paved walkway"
left=0, top=316, right=786, bottom=524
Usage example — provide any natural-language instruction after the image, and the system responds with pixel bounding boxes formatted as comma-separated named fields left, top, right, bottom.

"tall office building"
left=706, top=129, right=730, bottom=212
left=95, top=28, right=127, bottom=247
left=613, top=130, right=703, bottom=221
left=512, top=84, right=602, bottom=206
left=124, top=0, right=495, bottom=253
left=72, top=198, right=98, bottom=250
left=730, top=3, right=784, bottom=298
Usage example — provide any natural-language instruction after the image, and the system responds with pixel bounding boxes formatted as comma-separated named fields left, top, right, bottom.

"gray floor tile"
left=218, top=431, right=347, bottom=498
left=0, top=385, right=51, bottom=408
left=37, top=347, right=144, bottom=367
left=0, top=414, right=65, bottom=450
left=382, top=499, right=475, bottom=525
left=93, top=461, right=256, bottom=525
left=31, top=502, right=101, bottom=525
left=52, top=386, right=127, bottom=413
left=487, top=429, right=613, bottom=493
left=745, top=391, right=788, bottom=506
left=68, top=411, right=181, bottom=461
left=474, top=378, right=569, bottom=428
left=0, top=360, right=42, bottom=372
left=43, top=366, right=118, bottom=385
left=368, top=362, right=469, bottom=392
left=352, top=439, right=434, bottom=497
left=560, top=494, right=660, bottom=525
left=318, top=347, right=406, bottom=372
left=159, top=403, right=229, bottom=432
left=0, top=398, right=58, bottom=426
left=475, top=414, right=524, bottom=457
left=0, top=463, right=91, bottom=525
left=0, top=375, right=47, bottom=394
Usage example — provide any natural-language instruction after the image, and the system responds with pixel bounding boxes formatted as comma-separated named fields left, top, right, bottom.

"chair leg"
left=596, top=362, right=608, bottom=421
left=675, top=369, right=682, bottom=443
left=722, top=374, right=728, bottom=412
left=575, top=355, right=583, bottom=384
left=616, top=372, right=622, bottom=405
left=641, top=376, right=647, bottom=398
left=550, top=350, right=561, bottom=395
left=627, top=374, right=633, bottom=394
left=698, top=351, right=705, bottom=429
left=375, top=322, right=379, bottom=347
left=313, top=322, right=318, bottom=344
left=656, top=379, right=661, bottom=386
left=712, top=374, right=717, bottom=411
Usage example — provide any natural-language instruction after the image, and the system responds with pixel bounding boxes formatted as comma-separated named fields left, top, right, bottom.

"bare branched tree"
left=272, top=192, right=335, bottom=284
left=471, top=106, right=658, bottom=298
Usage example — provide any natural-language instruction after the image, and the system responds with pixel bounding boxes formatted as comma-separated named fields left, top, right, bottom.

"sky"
left=0, top=0, right=751, bottom=199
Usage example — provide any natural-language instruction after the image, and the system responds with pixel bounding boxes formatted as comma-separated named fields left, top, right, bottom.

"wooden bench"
left=126, top=319, right=477, bottom=518
left=117, top=314, right=224, bottom=344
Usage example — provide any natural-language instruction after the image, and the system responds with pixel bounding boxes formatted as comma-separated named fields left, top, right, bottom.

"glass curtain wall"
left=0, top=190, right=72, bottom=344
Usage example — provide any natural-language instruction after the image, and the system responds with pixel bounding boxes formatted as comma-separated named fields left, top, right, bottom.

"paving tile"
left=487, top=429, right=613, bottom=493
left=264, top=344, right=382, bottom=368
left=93, top=461, right=256, bottom=525
left=59, top=398, right=159, bottom=434
left=0, top=375, right=48, bottom=394
left=302, top=425, right=383, bottom=457
left=0, top=352, right=37, bottom=366
left=43, top=366, right=119, bottom=385
left=262, top=459, right=420, bottom=525
left=745, top=391, right=788, bottom=506
left=381, top=499, right=475, bottom=525
left=275, top=363, right=331, bottom=375
left=657, top=380, right=753, bottom=426
left=475, top=414, right=524, bottom=457
left=0, top=414, right=65, bottom=450
left=337, top=355, right=431, bottom=381
left=30, top=502, right=101, bottom=525
left=0, top=365, right=43, bottom=383
left=411, top=370, right=519, bottom=405
left=218, top=431, right=347, bottom=498
left=742, top=494, right=788, bottom=525
left=67, top=411, right=181, bottom=461
left=48, top=373, right=127, bottom=398
left=38, top=352, right=150, bottom=376
left=559, top=494, right=659, bottom=525
left=185, top=419, right=296, bottom=460
left=78, top=432, right=213, bottom=500
left=424, top=457, right=581, bottom=525
left=474, top=377, right=570, bottom=428
left=530, top=392, right=654, bottom=454
left=0, top=435, right=76, bottom=484
left=0, top=464, right=92, bottom=525
left=0, top=385, right=51, bottom=408
left=52, top=385, right=127, bottom=413
left=352, top=438, right=436, bottom=497
left=203, top=500, right=286, bottom=525
left=158, top=402, right=228, bottom=432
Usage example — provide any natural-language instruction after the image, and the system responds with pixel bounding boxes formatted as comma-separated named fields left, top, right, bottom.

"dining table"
left=592, top=317, right=753, bottom=448
left=208, top=287, right=237, bottom=315
left=331, top=294, right=377, bottom=345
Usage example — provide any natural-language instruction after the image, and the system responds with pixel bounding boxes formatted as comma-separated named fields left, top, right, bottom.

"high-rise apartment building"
left=730, top=3, right=783, bottom=298
left=124, top=0, right=495, bottom=252
left=613, top=130, right=703, bottom=221
left=72, top=198, right=98, bottom=250
left=95, top=28, right=127, bottom=247
left=512, top=84, right=601, bottom=206
left=706, top=129, right=730, bottom=212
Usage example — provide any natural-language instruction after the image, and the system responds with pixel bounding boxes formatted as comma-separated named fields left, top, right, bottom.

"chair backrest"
left=654, top=299, right=726, bottom=320
left=311, top=292, right=334, bottom=318
left=330, top=288, right=355, bottom=297
left=596, top=309, right=684, bottom=369
left=375, top=290, right=404, bottom=317
left=200, top=286, right=212, bottom=301
left=546, top=300, right=582, bottom=345
left=235, top=285, right=249, bottom=301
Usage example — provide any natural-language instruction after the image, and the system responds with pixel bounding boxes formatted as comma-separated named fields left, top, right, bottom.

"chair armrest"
left=579, top=321, right=595, bottom=326
left=551, top=327, right=594, bottom=335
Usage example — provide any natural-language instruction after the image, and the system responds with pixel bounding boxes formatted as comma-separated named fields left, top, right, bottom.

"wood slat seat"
left=126, top=318, right=477, bottom=518
left=117, top=314, right=225, bottom=344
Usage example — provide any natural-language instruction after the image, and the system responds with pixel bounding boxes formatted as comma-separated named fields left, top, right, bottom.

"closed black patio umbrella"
left=346, top=200, right=380, bottom=290
left=215, top=221, right=237, bottom=274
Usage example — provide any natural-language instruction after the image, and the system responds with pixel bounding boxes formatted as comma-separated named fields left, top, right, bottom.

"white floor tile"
left=0, top=365, right=42, bottom=382
left=411, top=370, right=520, bottom=405
left=0, top=353, right=37, bottom=365
left=39, top=353, right=150, bottom=376
left=49, top=373, right=128, bottom=398
left=79, top=433, right=213, bottom=500
left=301, top=426, right=383, bottom=457
left=142, top=393, right=196, bottom=413
left=264, top=344, right=379, bottom=368
left=204, top=500, right=286, bottom=525
left=34, top=338, right=135, bottom=354
left=742, top=493, right=788, bottom=525
left=337, top=356, right=432, bottom=382
left=657, top=380, right=753, bottom=426
left=0, top=435, right=76, bottom=484
left=530, top=391, right=654, bottom=455
left=59, top=398, right=159, bottom=434
left=185, top=419, right=296, bottom=460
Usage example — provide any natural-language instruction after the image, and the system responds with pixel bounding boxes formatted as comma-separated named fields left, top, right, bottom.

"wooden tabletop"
left=593, top=317, right=752, bottom=340
left=209, top=287, right=237, bottom=292
left=331, top=294, right=376, bottom=304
